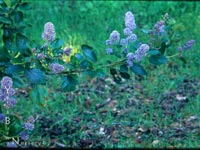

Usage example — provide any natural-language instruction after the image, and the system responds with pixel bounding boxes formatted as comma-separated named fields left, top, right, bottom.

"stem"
left=166, top=53, right=179, bottom=58
left=47, top=59, right=127, bottom=76
left=100, top=59, right=126, bottom=69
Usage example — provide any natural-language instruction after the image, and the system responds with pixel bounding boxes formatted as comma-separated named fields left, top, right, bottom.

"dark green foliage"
left=120, top=71, right=130, bottom=79
left=50, top=38, right=64, bottom=50
left=61, top=75, right=78, bottom=92
left=24, top=68, right=46, bottom=84
left=149, top=54, right=167, bottom=65
left=74, top=53, right=84, bottom=61
left=130, top=63, right=147, bottom=76
left=148, top=49, right=160, bottom=55
left=0, top=16, right=12, bottom=24
left=16, top=33, right=29, bottom=54
left=81, top=44, right=97, bottom=63
left=110, top=67, right=130, bottom=83
left=5, top=64, right=24, bottom=75
left=29, top=84, right=49, bottom=107
left=158, top=42, right=167, bottom=55
left=7, top=115, right=22, bottom=137
left=80, top=60, right=93, bottom=69
left=120, top=64, right=128, bottom=73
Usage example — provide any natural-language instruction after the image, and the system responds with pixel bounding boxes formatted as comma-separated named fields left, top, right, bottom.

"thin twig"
left=166, top=53, right=179, bottom=58
left=47, top=59, right=127, bottom=76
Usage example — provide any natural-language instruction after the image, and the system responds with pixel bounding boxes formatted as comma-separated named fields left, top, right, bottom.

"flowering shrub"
left=105, top=11, right=195, bottom=82
left=0, top=0, right=195, bottom=147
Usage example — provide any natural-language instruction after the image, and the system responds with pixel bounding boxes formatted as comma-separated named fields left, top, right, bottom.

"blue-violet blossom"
left=106, top=48, right=113, bottom=54
left=109, top=30, right=120, bottom=44
left=183, top=40, right=195, bottom=50
left=63, top=47, right=72, bottom=56
left=49, top=63, right=64, bottom=74
left=42, top=22, right=56, bottom=42
left=0, top=77, right=17, bottom=108
left=125, top=11, right=136, bottom=31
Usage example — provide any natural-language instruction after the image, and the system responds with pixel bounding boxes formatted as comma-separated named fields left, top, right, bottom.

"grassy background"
left=11, top=0, right=200, bottom=148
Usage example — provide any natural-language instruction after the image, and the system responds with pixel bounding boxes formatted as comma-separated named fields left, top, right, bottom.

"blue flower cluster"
left=63, top=47, right=72, bottom=56
left=6, top=142, right=18, bottom=148
left=126, top=44, right=150, bottom=67
left=20, top=116, right=35, bottom=141
left=0, top=76, right=16, bottom=108
left=121, top=11, right=137, bottom=52
left=20, top=130, right=29, bottom=141
left=125, top=11, right=136, bottom=31
left=148, top=15, right=168, bottom=37
left=183, top=40, right=195, bottom=50
left=37, top=53, right=46, bottom=60
left=105, top=11, right=149, bottom=67
left=177, top=40, right=195, bottom=56
left=49, top=63, right=65, bottom=74
left=106, top=30, right=120, bottom=54
left=106, top=11, right=137, bottom=55
left=0, top=113, right=5, bottom=123
left=42, top=22, right=56, bottom=42
left=154, top=20, right=165, bottom=34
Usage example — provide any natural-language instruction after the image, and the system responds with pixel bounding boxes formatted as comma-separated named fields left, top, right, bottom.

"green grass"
left=4, top=0, right=200, bottom=148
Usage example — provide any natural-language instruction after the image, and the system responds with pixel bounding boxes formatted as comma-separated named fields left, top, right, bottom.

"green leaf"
left=12, top=75, right=26, bottom=88
left=14, top=11, right=23, bottom=23
left=8, top=115, right=22, bottom=137
left=130, top=63, right=147, bottom=76
left=16, top=33, right=29, bottom=53
left=30, top=85, right=48, bottom=106
left=110, top=68, right=122, bottom=84
left=3, top=35, right=19, bottom=57
left=10, top=0, right=20, bottom=7
left=81, top=44, right=97, bottom=62
left=75, top=53, right=84, bottom=61
left=50, top=38, right=63, bottom=50
left=149, top=55, right=167, bottom=65
left=80, top=60, right=93, bottom=69
left=0, top=105, right=2, bottom=113
left=158, top=42, right=166, bottom=55
left=3, top=28, right=12, bottom=38
left=19, top=2, right=31, bottom=10
left=0, top=7, right=8, bottom=15
left=113, top=76, right=122, bottom=84
left=141, top=28, right=149, bottom=34
left=5, top=64, right=24, bottom=75
left=81, top=70, right=96, bottom=80
left=110, top=68, right=117, bottom=75
left=0, top=16, right=11, bottom=24
left=24, top=68, right=46, bottom=84
left=10, top=55, right=25, bottom=64
left=120, top=71, right=130, bottom=79
left=120, top=64, right=128, bottom=73
left=4, top=0, right=11, bottom=7
left=3, top=35, right=14, bottom=50
left=179, top=56, right=187, bottom=64
left=95, top=69, right=106, bottom=78
left=148, top=49, right=160, bottom=55
left=61, top=75, right=78, bottom=92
